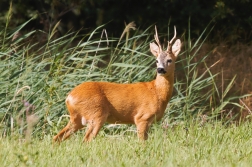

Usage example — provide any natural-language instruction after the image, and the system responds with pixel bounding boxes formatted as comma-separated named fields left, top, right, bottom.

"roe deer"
left=53, top=26, right=181, bottom=142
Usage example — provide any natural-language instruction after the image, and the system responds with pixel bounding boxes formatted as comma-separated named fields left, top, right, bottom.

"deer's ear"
left=172, top=39, right=182, bottom=57
left=150, top=42, right=159, bottom=57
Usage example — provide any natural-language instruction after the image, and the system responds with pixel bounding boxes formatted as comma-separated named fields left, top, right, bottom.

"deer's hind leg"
left=53, top=114, right=84, bottom=142
left=83, top=112, right=108, bottom=142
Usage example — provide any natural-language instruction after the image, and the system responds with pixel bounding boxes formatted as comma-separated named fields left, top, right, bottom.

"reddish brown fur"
left=53, top=27, right=182, bottom=142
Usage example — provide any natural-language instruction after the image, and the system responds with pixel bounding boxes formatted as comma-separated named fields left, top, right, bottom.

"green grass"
left=1, top=122, right=252, bottom=167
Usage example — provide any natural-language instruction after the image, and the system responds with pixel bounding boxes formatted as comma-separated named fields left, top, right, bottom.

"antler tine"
left=170, top=26, right=177, bottom=44
left=167, top=26, right=177, bottom=52
left=154, top=25, right=162, bottom=52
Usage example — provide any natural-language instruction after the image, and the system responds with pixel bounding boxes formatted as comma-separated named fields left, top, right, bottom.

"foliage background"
left=0, top=0, right=252, bottom=43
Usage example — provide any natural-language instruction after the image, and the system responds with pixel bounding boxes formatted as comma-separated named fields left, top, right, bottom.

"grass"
left=1, top=122, right=252, bottom=166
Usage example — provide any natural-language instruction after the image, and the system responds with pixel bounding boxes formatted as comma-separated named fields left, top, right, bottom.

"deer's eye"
left=167, top=59, right=172, bottom=63
left=156, top=60, right=158, bottom=63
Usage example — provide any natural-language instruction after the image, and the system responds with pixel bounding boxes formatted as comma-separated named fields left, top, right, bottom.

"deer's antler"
left=154, top=25, right=162, bottom=53
left=167, top=26, right=177, bottom=53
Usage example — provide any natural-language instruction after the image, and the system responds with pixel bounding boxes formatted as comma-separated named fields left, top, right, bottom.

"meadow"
left=0, top=16, right=251, bottom=166
left=1, top=122, right=252, bottom=166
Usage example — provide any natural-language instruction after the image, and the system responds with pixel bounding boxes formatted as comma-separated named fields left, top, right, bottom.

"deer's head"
left=150, top=26, right=181, bottom=76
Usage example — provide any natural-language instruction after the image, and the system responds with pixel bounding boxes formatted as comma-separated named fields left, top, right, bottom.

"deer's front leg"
left=135, top=118, right=153, bottom=140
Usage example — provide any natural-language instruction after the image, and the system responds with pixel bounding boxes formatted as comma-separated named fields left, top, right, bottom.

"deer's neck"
left=154, top=72, right=174, bottom=105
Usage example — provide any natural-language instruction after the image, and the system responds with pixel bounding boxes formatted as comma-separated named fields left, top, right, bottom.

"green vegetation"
left=1, top=0, right=252, bottom=43
left=1, top=122, right=252, bottom=166
left=0, top=18, right=245, bottom=137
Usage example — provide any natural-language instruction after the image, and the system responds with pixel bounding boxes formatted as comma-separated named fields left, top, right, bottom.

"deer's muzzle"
left=157, top=68, right=166, bottom=74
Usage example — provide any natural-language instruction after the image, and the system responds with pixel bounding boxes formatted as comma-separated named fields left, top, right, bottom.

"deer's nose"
left=157, top=68, right=166, bottom=74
